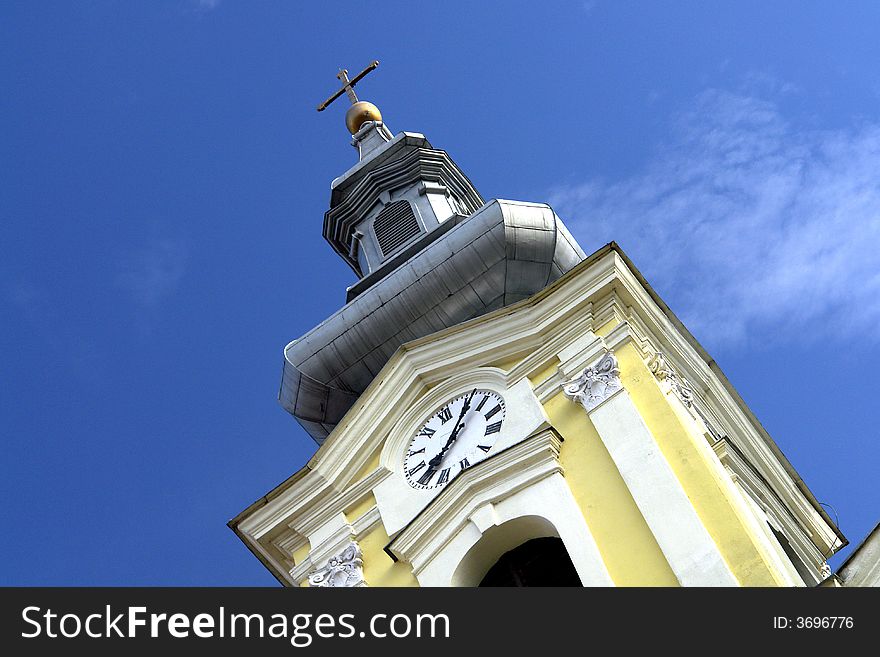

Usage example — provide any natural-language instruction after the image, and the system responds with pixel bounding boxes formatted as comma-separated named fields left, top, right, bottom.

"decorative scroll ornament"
left=562, top=352, right=622, bottom=412
left=647, top=352, right=724, bottom=442
left=647, top=352, right=694, bottom=406
left=308, top=542, right=366, bottom=588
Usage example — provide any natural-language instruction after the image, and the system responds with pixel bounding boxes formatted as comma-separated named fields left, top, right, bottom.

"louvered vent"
left=373, top=200, right=420, bottom=257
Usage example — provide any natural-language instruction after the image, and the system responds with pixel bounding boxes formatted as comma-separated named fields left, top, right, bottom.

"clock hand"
left=429, top=422, right=463, bottom=468
left=428, top=389, right=476, bottom=468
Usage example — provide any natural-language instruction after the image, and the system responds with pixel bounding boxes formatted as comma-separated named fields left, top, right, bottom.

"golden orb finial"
left=345, top=101, right=382, bottom=134
left=316, top=60, right=384, bottom=135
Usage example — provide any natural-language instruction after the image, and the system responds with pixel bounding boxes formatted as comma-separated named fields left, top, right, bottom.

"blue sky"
left=2, top=1, right=878, bottom=585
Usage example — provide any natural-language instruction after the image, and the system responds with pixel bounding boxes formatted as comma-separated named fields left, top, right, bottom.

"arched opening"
left=479, top=537, right=581, bottom=587
left=451, top=515, right=583, bottom=587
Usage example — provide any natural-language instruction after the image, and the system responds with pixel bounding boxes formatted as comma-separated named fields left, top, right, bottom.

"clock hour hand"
left=428, top=388, right=476, bottom=468
left=429, top=422, right=463, bottom=468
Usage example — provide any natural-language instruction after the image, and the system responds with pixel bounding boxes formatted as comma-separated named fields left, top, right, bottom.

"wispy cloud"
left=116, top=237, right=188, bottom=312
left=549, top=87, right=880, bottom=350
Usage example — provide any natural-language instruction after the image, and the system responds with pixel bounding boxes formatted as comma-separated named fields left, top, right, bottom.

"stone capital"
left=308, top=542, right=366, bottom=588
left=562, top=352, right=622, bottom=413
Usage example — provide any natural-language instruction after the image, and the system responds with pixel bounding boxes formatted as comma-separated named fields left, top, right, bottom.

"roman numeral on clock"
left=417, top=468, right=437, bottom=486
left=418, top=426, right=436, bottom=438
left=475, top=395, right=489, bottom=412
left=407, top=447, right=425, bottom=457
left=437, top=406, right=453, bottom=423
left=484, top=404, right=502, bottom=420
left=437, top=468, right=451, bottom=485
left=408, top=461, right=427, bottom=477
left=485, top=421, right=502, bottom=435
left=477, top=444, right=491, bottom=453
left=459, top=457, right=470, bottom=469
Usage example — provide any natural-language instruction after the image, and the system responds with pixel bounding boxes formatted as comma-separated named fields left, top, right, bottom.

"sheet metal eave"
left=279, top=199, right=586, bottom=444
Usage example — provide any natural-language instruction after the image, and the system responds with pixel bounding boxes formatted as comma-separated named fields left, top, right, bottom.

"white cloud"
left=549, top=88, right=880, bottom=350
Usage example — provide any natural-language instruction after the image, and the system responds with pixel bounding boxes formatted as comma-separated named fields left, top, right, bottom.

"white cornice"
left=271, top=529, right=307, bottom=562
left=714, top=438, right=828, bottom=583
left=238, top=465, right=390, bottom=544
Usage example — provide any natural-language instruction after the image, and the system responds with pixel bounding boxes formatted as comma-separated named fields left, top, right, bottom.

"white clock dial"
left=403, top=389, right=507, bottom=490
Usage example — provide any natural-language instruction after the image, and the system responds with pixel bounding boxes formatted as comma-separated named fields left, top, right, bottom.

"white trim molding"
left=386, top=428, right=613, bottom=587
left=307, top=542, right=366, bottom=588
left=713, top=438, right=826, bottom=586
left=561, top=354, right=739, bottom=587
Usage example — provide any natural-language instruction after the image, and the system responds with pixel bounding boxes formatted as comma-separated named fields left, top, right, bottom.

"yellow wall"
left=359, top=521, right=420, bottom=587
left=593, top=318, right=619, bottom=338
left=545, top=391, right=679, bottom=586
left=614, top=342, right=785, bottom=586
left=346, top=492, right=419, bottom=586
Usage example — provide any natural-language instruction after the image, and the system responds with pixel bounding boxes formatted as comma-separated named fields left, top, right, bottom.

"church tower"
left=229, top=63, right=845, bottom=587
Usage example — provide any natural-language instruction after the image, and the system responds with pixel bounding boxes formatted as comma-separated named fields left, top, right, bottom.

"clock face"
left=403, top=389, right=507, bottom=490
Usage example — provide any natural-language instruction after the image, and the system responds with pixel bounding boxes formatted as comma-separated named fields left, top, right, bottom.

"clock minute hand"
left=429, top=422, right=464, bottom=468
left=428, top=389, right=477, bottom=468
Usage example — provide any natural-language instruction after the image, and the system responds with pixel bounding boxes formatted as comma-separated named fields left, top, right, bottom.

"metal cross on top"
left=316, top=60, right=380, bottom=112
